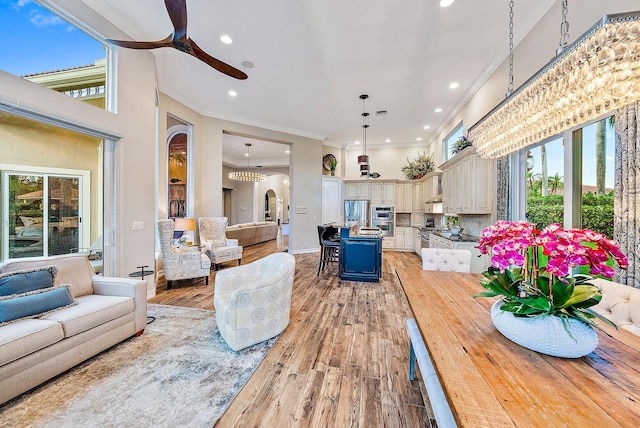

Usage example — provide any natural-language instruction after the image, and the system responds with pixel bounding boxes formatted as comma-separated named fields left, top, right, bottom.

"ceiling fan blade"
left=189, top=38, right=248, bottom=80
left=106, top=35, right=173, bottom=50
left=164, top=0, right=187, bottom=40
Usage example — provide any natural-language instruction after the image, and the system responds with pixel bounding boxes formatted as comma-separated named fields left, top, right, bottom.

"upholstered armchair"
left=214, top=252, right=296, bottom=351
left=157, top=219, right=211, bottom=289
left=198, top=217, right=243, bottom=270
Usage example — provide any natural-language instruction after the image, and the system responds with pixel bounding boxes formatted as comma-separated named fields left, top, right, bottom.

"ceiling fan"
left=105, top=0, right=247, bottom=80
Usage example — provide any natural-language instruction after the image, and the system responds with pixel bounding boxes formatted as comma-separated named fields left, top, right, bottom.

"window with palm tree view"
left=525, top=116, right=614, bottom=238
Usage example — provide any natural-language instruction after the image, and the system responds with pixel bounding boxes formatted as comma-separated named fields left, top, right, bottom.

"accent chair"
left=157, top=219, right=211, bottom=289
left=198, top=217, right=243, bottom=270
left=214, top=252, right=295, bottom=351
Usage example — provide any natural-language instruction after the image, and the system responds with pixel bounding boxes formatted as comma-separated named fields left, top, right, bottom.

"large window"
left=520, top=116, right=615, bottom=238
left=0, top=1, right=108, bottom=110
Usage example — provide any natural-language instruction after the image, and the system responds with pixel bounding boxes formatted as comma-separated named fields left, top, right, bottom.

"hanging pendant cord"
left=558, top=0, right=570, bottom=55
left=506, top=0, right=514, bottom=97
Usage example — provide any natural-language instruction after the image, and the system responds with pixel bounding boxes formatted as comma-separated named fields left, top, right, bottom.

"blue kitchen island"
left=339, top=225, right=383, bottom=282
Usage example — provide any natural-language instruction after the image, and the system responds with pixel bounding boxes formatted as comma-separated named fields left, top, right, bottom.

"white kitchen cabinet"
left=394, top=227, right=414, bottom=250
left=382, top=237, right=395, bottom=249
left=412, top=181, right=423, bottom=213
left=429, top=234, right=490, bottom=273
left=413, top=227, right=422, bottom=254
left=345, top=182, right=371, bottom=200
left=395, top=183, right=413, bottom=213
left=371, top=182, right=395, bottom=205
left=322, top=177, right=343, bottom=224
left=439, top=147, right=493, bottom=214
left=422, top=172, right=441, bottom=213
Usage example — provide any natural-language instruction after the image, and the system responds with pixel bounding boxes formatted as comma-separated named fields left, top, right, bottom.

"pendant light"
left=358, top=94, right=371, bottom=177
left=469, top=7, right=640, bottom=158
left=228, top=143, right=267, bottom=182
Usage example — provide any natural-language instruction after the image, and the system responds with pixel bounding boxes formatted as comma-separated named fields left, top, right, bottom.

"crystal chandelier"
left=469, top=8, right=640, bottom=159
left=228, top=143, right=267, bottom=182
left=358, top=94, right=371, bottom=177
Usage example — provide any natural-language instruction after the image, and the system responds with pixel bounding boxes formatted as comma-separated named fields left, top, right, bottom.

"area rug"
left=0, top=304, right=277, bottom=428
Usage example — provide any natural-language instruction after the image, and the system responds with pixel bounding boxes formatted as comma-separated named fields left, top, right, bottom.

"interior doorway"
left=264, top=189, right=277, bottom=222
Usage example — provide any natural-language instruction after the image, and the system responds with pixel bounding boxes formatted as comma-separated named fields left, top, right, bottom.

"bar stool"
left=317, top=225, right=340, bottom=275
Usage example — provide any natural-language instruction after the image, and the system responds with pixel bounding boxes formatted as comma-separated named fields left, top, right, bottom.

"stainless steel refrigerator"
left=344, top=200, right=371, bottom=227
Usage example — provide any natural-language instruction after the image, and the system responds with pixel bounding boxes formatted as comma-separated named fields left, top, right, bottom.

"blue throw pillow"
left=0, top=284, right=76, bottom=326
left=0, top=265, right=58, bottom=296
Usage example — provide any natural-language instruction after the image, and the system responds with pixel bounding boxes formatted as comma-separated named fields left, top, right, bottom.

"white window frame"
left=511, top=113, right=614, bottom=228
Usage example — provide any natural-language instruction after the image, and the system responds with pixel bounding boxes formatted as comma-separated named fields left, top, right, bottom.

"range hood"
left=430, top=194, right=443, bottom=203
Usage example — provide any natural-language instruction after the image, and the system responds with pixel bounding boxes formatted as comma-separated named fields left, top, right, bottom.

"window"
left=443, top=123, right=464, bottom=162
left=518, top=116, right=615, bottom=238
left=577, top=118, right=615, bottom=237
left=524, top=137, right=564, bottom=229
left=0, top=1, right=109, bottom=110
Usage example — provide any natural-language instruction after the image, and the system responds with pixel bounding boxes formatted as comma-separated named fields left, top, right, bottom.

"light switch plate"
left=132, top=221, right=144, bottom=230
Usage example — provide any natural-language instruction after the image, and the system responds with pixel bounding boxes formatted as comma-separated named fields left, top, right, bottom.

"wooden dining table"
left=396, top=268, right=640, bottom=427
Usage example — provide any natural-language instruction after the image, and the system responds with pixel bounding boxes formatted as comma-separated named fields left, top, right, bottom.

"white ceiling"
left=80, top=0, right=556, bottom=164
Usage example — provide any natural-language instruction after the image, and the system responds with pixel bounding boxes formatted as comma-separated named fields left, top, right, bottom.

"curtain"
left=614, top=102, right=640, bottom=288
left=496, top=157, right=510, bottom=221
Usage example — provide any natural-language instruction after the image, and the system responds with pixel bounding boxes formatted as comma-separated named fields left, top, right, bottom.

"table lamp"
left=173, top=217, right=196, bottom=246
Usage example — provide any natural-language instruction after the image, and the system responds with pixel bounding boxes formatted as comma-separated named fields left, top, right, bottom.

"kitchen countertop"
left=431, top=231, right=480, bottom=243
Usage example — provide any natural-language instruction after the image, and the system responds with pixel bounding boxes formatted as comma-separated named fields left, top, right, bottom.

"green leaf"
left=560, top=285, right=600, bottom=309
left=550, top=278, right=575, bottom=306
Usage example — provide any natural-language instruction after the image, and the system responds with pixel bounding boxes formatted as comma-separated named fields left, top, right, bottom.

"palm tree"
left=527, top=172, right=542, bottom=196
left=540, top=145, right=548, bottom=196
left=548, top=173, right=563, bottom=195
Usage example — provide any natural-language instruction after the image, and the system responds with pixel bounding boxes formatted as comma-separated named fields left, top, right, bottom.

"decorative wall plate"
left=323, top=154, right=336, bottom=171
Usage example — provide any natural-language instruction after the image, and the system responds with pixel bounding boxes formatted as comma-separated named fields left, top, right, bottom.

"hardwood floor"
left=149, top=236, right=437, bottom=427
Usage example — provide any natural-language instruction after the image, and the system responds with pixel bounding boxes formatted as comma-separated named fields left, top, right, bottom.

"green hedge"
left=527, top=191, right=613, bottom=238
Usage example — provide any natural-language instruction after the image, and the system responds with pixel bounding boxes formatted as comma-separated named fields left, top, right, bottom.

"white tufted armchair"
left=421, top=248, right=472, bottom=273
left=214, top=252, right=296, bottom=351
left=198, top=217, right=243, bottom=270
left=158, top=219, right=211, bottom=289
left=591, top=278, right=640, bottom=336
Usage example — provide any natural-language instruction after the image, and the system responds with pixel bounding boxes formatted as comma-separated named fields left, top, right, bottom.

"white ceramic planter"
left=490, top=299, right=598, bottom=358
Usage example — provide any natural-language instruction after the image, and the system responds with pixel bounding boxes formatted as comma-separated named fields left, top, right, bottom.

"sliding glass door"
left=3, top=172, right=83, bottom=259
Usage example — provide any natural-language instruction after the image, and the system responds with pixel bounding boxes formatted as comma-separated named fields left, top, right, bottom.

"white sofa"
left=225, top=221, right=278, bottom=247
left=0, top=254, right=147, bottom=404
left=591, top=278, right=640, bottom=336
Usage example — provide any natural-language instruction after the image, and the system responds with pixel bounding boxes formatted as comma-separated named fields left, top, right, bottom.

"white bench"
left=407, top=318, right=457, bottom=428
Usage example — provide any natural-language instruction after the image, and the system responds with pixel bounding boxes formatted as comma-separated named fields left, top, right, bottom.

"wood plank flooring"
left=149, top=235, right=437, bottom=427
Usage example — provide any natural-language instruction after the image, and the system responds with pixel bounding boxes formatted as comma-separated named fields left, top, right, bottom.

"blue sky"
left=530, top=120, right=615, bottom=189
left=0, top=0, right=105, bottom=76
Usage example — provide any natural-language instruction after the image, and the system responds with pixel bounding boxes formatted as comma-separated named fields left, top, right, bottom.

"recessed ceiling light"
left=435, top=108, right=443, bottom=113
left=385, top=139, right=391, bottom=143
left=440, top=0, right=454, bottom=7
left=355, top=141, right=361, bottom=145
left=416, top=137, right=423, bottom=141
left=220, top=35, right=233, bottom=44
left=241, top=60, right=254, bottom=69
left=285, top=149, right=290, bottom=154
left=449, top=82, right=459, bottom=89
left=423, top=125, right=431, bottom=130
left=228, top=90, right=237, bottom=97
left=244, top=153, right=249, bottom=157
